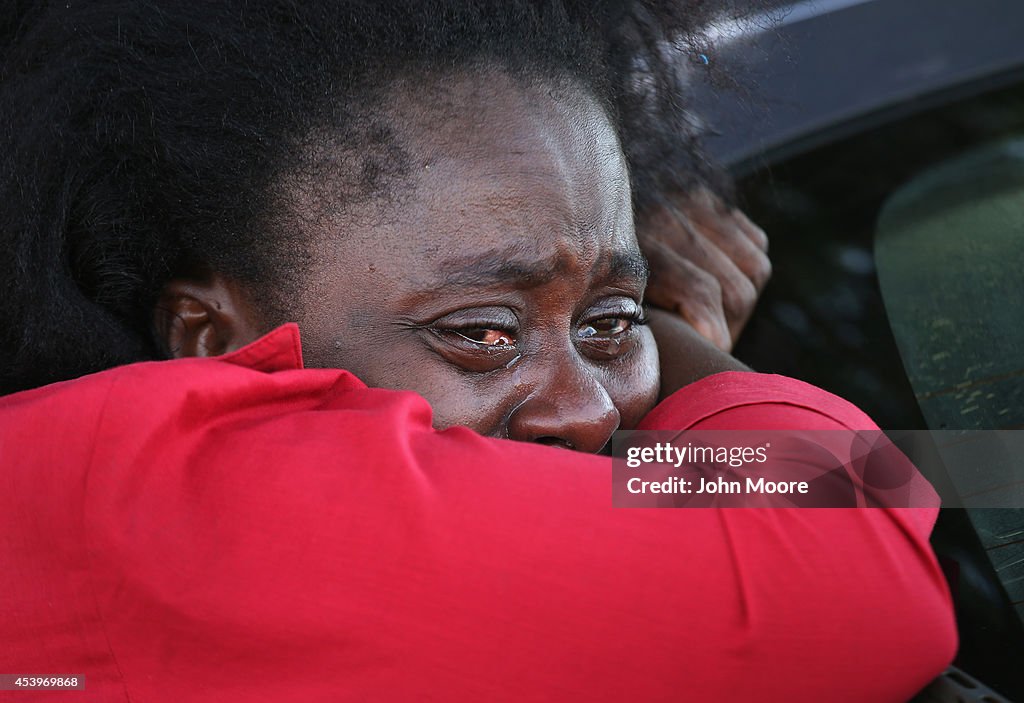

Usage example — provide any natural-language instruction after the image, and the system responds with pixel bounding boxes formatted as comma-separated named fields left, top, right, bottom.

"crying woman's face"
left=289, top=70, right=660, bottom=452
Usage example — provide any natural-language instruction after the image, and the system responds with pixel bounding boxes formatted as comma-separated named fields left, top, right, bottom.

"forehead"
left=392, top=69, right=626, bottom=202
left=306, top=69, right=637, bottom=293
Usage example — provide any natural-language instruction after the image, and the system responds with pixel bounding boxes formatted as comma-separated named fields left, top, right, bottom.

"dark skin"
left=156, top=71, right=745, bottom=452
left=638, top=188, right=771, bottom=351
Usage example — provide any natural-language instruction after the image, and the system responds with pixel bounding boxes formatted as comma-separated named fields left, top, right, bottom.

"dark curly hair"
left=0, top=0, right=765, bottom=394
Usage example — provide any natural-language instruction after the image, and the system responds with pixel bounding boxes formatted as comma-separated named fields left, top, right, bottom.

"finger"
left=687, top=210, right=772, bottom=292
left=676, top=200, right=771, bottom=291
left=682, top=301, right=733, bottom=353
left=643, top=240, right=732, bottom=351
left=729, top=207, right=770, bottom=252
left=638, top=195, right=766, bottom=347
left=655, top=205, right=762, bottom=331
left=686, top=187, right=769, bottom=252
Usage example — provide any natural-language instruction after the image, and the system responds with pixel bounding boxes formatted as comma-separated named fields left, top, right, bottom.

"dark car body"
left=693, top=1, right=1024, bottom=696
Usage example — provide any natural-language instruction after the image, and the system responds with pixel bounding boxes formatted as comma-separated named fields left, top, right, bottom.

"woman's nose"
left=506, top=364, right=621, bottom=453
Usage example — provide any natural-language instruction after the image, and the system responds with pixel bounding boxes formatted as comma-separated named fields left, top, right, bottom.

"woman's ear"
left=154, top=274, right=264, bottom=358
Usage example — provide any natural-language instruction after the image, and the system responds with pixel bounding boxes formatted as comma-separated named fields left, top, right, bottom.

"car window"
left=733, top=81, right=1024, bottom=698
left=734, top=82, right=1024, bottom=430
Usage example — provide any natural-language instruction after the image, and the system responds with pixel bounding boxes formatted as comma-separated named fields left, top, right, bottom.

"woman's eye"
left=454, top=328, right=516, bottom=347
left=576, top=306, right=648, bottom=361
left=427, top=307, right=519, bottom=357
left=578, top=318, right=632, bottom=339
left=430, top=320, right=519, bottom=373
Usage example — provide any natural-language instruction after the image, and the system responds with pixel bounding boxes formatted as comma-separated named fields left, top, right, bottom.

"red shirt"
left=0, top=324, right=955, bottom=701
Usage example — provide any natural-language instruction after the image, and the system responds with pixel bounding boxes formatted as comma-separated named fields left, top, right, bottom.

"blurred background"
left=696, top=0, right=1024, bottom=696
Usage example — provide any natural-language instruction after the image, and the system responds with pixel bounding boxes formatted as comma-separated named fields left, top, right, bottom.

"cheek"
left=604, top=327, right=660, bottom=430
left=303, top=329, right=511, bottom=434
left=383, top=365, right=518, bottom=436
left=417, top=382, right=520, bottom=435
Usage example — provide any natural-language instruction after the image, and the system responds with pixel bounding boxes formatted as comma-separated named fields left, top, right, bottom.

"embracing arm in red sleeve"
left=0, top=324, right=955, bottom=703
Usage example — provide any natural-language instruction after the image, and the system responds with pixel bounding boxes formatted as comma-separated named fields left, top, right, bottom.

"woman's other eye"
left=453, top=328, right=516, bottom=347
left=576, top=304, right=648, bottom=359
left=578, top=317, right=632, bottom=338
left=424, top=307, right=521, bottom=372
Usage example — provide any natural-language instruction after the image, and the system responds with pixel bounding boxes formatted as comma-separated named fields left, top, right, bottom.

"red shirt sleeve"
left=0, top=329, right=956, bottom=702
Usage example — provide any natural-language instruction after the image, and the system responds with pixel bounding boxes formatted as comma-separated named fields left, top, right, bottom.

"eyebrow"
left=434, top=249, right=649, bottom=291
